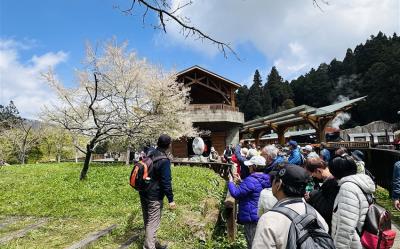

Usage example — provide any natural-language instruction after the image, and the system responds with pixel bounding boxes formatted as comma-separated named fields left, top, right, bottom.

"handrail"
left=186, top=104, right=239, bottom=112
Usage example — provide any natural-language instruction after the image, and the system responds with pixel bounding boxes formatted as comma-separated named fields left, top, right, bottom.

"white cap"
left=244, top=156, right=266, bottom=167
left=247, top=148, right=258, bottom=158
left=304, top=145, right=313, bottom=152
left=241, top=148, right=249, bottom=156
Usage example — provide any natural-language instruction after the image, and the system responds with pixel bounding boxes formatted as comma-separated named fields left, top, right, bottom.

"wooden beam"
left=0, top=218, right=48, bottom=244
left=185, top=76, right=231, bottom=105
left=66, top=224, right=117, bottom=249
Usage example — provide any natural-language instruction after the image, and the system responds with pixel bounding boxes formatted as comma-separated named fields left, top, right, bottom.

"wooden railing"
left=326, top=141, right=371, bottom=149
left=186, top=104, right=239, bottom=112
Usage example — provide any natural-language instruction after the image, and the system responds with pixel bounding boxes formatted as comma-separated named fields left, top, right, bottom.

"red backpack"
left=357, top=191, right=396, bottom=249
left=129, top=155, right=167, bottom=191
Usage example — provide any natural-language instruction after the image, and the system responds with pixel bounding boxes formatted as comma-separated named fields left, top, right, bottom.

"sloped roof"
left=177, top=65, right=241, bottom=89
left=314, top=96, right=367, bottom=116
left=242, top=96, right=367, bottom=132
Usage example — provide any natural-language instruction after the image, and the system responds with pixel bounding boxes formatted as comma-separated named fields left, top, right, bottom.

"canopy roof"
left=242, top=96, right=367, bottom=132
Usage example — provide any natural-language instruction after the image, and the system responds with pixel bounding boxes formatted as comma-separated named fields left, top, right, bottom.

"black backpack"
left=271, top=200, right=335, bottom=249
left=129, top=154, right=167, bottom=191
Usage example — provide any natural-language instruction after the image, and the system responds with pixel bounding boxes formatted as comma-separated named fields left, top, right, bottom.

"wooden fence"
left=365, top=148, right=400, bottom=194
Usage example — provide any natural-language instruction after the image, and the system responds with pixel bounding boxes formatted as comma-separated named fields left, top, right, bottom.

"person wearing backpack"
left=330, top=155, right=375, bottom=249
left=252, top=164, right=332, bottom=249
left=139, top=134, right=176, bottom=249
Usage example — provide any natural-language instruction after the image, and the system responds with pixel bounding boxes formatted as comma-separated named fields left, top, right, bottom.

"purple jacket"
left=228, top=173, right=272, bottom=224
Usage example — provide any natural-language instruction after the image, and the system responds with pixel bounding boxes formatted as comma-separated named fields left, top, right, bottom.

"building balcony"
left=185, top=104, right=244, bottom=124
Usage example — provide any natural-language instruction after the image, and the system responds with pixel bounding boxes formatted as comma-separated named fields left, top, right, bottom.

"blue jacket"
left=228, top=173, right=271, bottom=224
left=288, top=148, right=303, bottom=165
left=392, top=161, right=400, bottom=200
left=320, top=148, right=331, bottom=162
left=235, top=145, right=250, bottom=179
left=264, top=155, right=285, bottom=173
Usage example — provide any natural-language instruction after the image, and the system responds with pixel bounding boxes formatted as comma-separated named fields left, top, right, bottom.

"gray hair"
left=262, top=145, right=278, bottom=159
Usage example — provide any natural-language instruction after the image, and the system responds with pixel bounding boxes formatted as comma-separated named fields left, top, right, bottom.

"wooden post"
left=277, top=127, right=286, bottom=145
left=224, top=191, right=236, bottom=242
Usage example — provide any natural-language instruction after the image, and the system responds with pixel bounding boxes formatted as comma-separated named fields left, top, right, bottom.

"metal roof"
left=242, top=96, right=367, bottom=132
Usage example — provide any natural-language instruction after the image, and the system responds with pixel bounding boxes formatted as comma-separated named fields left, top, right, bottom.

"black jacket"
left=140, top=148, right=174, bottom=203
left=308, top=178, right=339, bottom=229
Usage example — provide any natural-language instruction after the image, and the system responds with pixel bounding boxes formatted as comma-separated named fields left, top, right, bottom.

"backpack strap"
left=152, top=155, right=168, bottom=163
left=271, top=206, right=300, bottom=222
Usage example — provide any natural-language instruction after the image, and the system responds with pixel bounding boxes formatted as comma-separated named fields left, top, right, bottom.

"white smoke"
left=334, top=95, right=350, bottom=104
left=331, top=112, right=351, bottom=129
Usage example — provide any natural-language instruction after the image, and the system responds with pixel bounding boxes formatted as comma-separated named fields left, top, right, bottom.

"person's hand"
left=394, top=199, right=400, bottom=211
left=233, top=173, right=241, bottom=184
left=228, top=173, right=234, bottom=182
left=239, top=139, right=244, bottom=146
left=169, top=202, right=177, bottom=209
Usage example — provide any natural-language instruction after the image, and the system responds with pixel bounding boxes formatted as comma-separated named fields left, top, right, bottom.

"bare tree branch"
left=120, top=0, right=239, bottom=59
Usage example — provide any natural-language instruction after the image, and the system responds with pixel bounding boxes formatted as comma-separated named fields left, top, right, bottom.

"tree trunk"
left=80, top=143, right=93, bottom=180
left=125, top=147, right=131, bottom=166
left=57, top=154, right=61, bottom=163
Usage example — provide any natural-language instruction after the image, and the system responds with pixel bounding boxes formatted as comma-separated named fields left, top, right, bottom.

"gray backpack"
left=272, top=200, right=335, bottom=249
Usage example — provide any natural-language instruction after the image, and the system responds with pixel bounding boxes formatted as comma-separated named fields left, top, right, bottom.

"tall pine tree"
left=243, top=70, right=264, bottom=120
left=265, top=67, right=293, bottom=112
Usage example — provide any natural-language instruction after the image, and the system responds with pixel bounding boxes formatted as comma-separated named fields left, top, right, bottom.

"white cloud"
left=167, top=0, right=399, bottom=79
left=0, top=38, right=68, bottom=119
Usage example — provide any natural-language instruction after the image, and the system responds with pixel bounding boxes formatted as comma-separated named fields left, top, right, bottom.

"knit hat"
left=157, top=134, right=171, bottom=149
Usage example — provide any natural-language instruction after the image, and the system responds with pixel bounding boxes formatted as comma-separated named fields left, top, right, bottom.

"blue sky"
left=0, top=0, right=399, bottom=118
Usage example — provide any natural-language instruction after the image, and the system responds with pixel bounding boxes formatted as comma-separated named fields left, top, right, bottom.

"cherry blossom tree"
left=42, top=40, right=196, bottom=180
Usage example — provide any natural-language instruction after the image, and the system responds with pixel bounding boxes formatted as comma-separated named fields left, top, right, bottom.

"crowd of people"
left=137, top=134, right=399, bottom=249
left=226, top=139, right=387, bottom=249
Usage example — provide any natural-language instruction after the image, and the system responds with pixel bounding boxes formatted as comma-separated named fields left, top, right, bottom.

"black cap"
left=271, top=164, right=310, bottom=187
left=351, top=150, right=364, bottom=161
left=157, top=134, right=171, bottom=149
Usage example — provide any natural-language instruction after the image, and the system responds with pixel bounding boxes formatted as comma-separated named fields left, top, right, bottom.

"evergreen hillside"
left=237, top=32, right=400, bottom=127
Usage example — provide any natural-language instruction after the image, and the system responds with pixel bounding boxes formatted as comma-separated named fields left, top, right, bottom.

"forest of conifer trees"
left=236, top=32, right=400, bottom=127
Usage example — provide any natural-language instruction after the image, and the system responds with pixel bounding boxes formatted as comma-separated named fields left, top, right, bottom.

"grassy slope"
left=375, top=186, right=400, bottom=226
left=0, top=163, right=227, bottom=249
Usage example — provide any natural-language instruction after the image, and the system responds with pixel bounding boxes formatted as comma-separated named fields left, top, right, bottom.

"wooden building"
left=171, top=66, right=244, bottom=158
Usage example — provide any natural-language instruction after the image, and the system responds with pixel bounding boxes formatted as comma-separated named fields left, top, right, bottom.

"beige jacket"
left=252, top=198, right=329, bottom=249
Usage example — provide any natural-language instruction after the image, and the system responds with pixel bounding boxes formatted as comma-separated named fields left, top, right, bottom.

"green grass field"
left=375, top=186, right=400, bottom=226
left=0, top=163, right=242, bottom=249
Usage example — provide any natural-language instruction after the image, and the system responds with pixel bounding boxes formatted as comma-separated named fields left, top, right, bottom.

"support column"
left=253, top=130, right=261, bottom=147
left=277, top=127, right=287, bottom=145
left=317, top=119, right=330, bottom=143
left=226, top=126, right=240, bottom=146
